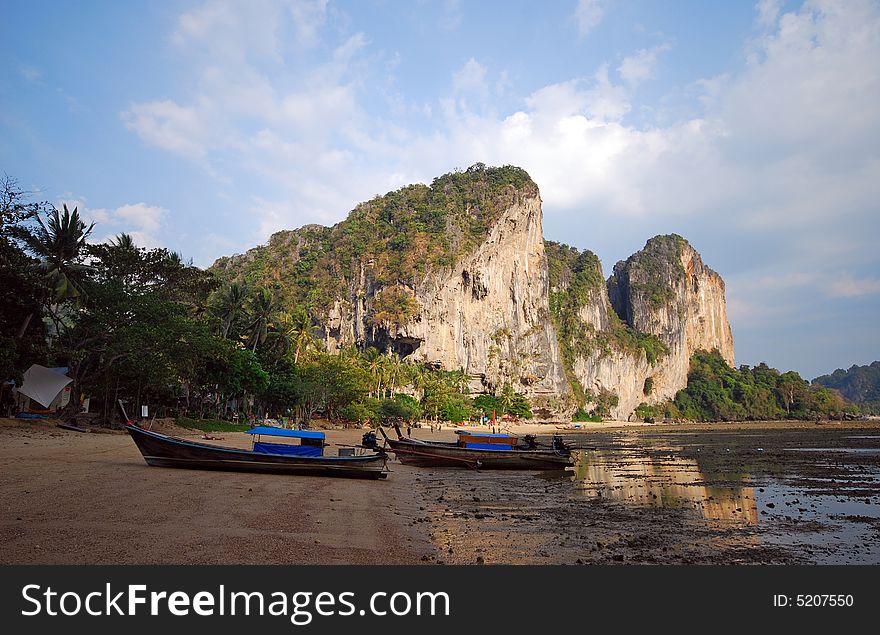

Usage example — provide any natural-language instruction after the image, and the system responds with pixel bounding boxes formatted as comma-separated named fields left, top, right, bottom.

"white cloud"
left=439, top=0, right=463, bottom=31
left=114, top=203, right=168, bottom=237
left=453, top=58, right=488, bottom=95
left=828, top=275, right=880, bottom=298
left=172, top=0, right=324, bottom=62
left=451, top=58, right=491, bottom=113
left=618, top=44, right=671, bottom=86
left=122, top=101, right=209, bottom=160
left=574, top=0, right=606, bottom=36
left=62, top=196, right=170, bottom=250
left=19, top=65, right=42, bottom=83
left=288, top=0, right=328, bottom=47
left=755, top=0, right=783, bottom=27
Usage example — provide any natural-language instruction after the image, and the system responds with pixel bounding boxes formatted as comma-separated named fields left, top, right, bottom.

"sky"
left=2, top=0, right=879, bottom=379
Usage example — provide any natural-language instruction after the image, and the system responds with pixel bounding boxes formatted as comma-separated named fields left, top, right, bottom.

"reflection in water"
left=572, top=449, right=758, bottom=524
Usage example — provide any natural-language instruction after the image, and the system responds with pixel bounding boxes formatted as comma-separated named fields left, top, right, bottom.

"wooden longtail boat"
left=126, top=424, right=388, bottom=480
left=377, top=425, right=574, bottom=470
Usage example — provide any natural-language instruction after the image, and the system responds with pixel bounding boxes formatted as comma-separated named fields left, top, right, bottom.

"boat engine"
left=361, top=430, right=378, bottom=448
left=552, top=434, right=572, bottom=454
left=522, top=434, right=538, bottom=449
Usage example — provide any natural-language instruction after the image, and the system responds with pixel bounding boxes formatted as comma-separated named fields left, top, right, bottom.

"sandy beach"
left=2, top=417, right=880, bottom=565
left=0, top=418, right=433, bottom=564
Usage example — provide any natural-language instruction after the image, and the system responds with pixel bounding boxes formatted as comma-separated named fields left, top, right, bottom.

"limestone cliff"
left=211, top=164, right=569, bottom=411
left=211, top=165, right=734, bottom=420
left=547, top=235, right=734, bottom=419
left=316, top=188, right=570, bottom=404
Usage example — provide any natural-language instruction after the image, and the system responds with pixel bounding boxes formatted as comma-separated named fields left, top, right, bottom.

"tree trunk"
left=15, top=312, right=34, bottom=339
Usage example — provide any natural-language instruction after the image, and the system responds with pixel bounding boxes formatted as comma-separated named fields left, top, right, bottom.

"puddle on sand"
left=570, top=446, right=880, bottom=563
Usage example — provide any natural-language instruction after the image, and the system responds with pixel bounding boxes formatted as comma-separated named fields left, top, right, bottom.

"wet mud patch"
left=413, top=422, right=880, bottom=564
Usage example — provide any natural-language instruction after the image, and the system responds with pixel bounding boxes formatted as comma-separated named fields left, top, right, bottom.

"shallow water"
left=572, top=449, right=760, bottom=523
left=569, top=433, right=880, bottom=564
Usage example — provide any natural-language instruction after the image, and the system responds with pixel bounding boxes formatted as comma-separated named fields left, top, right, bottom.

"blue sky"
left=2, top=0, right=879, bottom=379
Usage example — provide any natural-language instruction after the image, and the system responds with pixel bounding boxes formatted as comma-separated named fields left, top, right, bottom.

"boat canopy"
left=454, top=431, right=517, bottom=438
left=246, top=426, right=325, bottom=440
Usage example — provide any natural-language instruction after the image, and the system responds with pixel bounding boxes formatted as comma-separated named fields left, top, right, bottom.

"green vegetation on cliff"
left=545, top=240, right=668, bottom=407
left=813, top=362, right=880, bottom=414
left=212, top=163, right=537, bottom=315
left=636, top=350, right=854, bottom=421
left=546, top=242, right=603, bottom=402
left=610, top=233, right=687, bottom=312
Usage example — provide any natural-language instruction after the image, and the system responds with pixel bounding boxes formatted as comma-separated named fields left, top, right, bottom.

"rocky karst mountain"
left=548, top=235, right=734, bottom=419
left=211, top=164, right=734, bottom=419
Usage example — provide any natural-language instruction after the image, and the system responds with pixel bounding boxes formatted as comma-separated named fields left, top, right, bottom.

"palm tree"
left=273, top=307, right=320, bottom=363
left=246, top=288, right=279, bottom=353
left=216, top=283, right=248, bottom=339
left=448, top=368, right=470, bottom=393
left=405, top=361, right=429, bottom=401
left=290, top=307, right=320, bottom=364
left=498, top=382, right=516, bottom=415
left=13, top=204, right=94, bottom=340
left=362, top=347, right=386, bottom=398
left=385, top=352, right=406, bottom=398
left=111, top=232, right=137, bottom=251
left=19, top=204, right=94, bottom=304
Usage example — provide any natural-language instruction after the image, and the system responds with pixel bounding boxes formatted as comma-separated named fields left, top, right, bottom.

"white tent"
left=17, top=364, right=73, bottom=409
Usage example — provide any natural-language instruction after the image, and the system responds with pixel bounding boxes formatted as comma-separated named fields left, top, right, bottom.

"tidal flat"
left=1, top=419, right=878, bottom=565
left=420, top=421, right=880, bottom=564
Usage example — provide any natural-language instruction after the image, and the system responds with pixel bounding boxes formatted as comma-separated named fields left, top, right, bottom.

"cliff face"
left=319, top=190, right=570, bottom=403
left=211, top=165, right=734, bottom=420
left=548, top=235, right=735, bottom=419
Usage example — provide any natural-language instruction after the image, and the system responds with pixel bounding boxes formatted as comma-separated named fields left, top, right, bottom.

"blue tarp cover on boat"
left=464, top=442, right=515, bottom=451
left=253, top=442, right=323, bottom=456
left=246, top=426, right=325, bottom=439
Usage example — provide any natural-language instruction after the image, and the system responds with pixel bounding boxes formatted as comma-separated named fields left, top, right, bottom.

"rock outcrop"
left=548, top=235, right=734, bottom=419
left=314, top=188, right=570, bottom=403
left=211, top=165, right=734, bottom=420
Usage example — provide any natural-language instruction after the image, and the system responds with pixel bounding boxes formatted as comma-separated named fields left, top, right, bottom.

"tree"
left=246, top=288, right=279, bottom=353
left=215, top=283, right=248, bottom=339
left=379, top=394, right=421, bottom=422
left=498, top=382, right=515, bottom=414
left=405, top=361, right=429, bottom=400
left=362, top=347, right=387, bottom=398
left=384, top=352, right=406, bottom=398
left=441, top=393, right=473, bottom=423
left=0, top=177, right=48, bottom=384
left=777, top=371, right=807, bottom=415
left=17, top=203, right=94, bottom=306
left=291, top=354, right=370, bottom=424
left=666, top=350, right=854, bottom=422
left=274, top=307, right=320, bottom=364
left=339, top=398, right=381, bottom=426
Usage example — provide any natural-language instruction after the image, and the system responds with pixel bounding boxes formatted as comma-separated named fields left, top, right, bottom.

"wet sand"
left=419, top=420, right=880, bottom=564
left=2, top=418, right=879, bottom=564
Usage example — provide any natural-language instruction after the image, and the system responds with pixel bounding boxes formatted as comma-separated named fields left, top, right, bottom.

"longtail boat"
left=126, top=424, right=387, bottom=479
left=375, top=424, right=573, bottom=470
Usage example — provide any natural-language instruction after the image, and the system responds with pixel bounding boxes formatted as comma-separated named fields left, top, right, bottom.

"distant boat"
left=126, top=424, right=387, bottom=479
left=377, top=424, right=573, bottom=470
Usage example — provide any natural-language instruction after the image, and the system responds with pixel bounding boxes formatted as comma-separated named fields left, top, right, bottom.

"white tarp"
left=18, top=364, right=73, bottom=408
